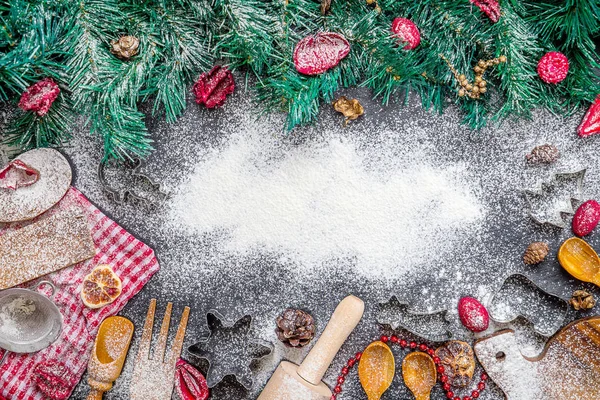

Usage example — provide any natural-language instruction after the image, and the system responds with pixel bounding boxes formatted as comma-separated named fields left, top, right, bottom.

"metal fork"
left=130, top=299, right=190, bottom=400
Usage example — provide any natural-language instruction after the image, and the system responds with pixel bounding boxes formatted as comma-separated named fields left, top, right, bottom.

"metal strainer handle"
left=0, top=351, right=7, bottom=366
left=35, top=281, right=56, bottom=298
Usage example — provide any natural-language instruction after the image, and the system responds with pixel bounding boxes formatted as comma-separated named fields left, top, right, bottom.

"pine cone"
left=570, top=290, right=596, bottom=310
left=526, top=144, right=560, bottom=164
left=275, top=309, right=315, bottom=348
left=523, top=242, right=549, bottom=265
left=110, top=36, right=140, bottom=60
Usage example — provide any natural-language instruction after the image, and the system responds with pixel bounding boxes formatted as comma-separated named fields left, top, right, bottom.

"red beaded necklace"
left=331, top=335, right=489, bottom=400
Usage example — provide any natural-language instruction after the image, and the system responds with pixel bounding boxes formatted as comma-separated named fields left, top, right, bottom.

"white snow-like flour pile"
left=169, top=130, right=484, bottom=278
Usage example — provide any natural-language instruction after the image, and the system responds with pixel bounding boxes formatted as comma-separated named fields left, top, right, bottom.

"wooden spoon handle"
left=297, top=295, right=364, bottom=385
left=86, top=389, right=104, bottom=400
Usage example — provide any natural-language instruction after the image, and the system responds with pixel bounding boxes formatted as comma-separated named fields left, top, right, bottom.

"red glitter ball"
left=293, top=32, right=350, bottom=75
left=470, top=0, right=501, bottom=23
left=578, top=95, right=600, bottom=138
left=18, top=78, right=60, bottom=117
left=391, top=18, right=420, bottom=50
left=32, top=361, right=77, bottom=400
left=458, top=297, right=489, bottom=333
left=537, top=52, right=569, bottom=84
left=193, top=65, right=235, bottom=108
left=573, top=200, right=600, bottom=237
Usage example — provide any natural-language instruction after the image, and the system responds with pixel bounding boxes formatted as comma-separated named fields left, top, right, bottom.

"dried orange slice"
left=81, top=265, right=122, bottom=309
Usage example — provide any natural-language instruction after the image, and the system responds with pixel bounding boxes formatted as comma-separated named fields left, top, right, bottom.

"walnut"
left=435, top=341, right=475, bottom=387
left=570, top=290, right=596, bottom=310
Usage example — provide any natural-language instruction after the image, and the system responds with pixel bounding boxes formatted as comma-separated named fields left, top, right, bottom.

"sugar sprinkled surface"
left=55, top=81, right=600, bottom=400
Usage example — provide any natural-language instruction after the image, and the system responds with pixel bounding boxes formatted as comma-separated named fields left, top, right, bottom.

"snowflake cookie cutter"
left=98, top=158, right=168, bottom=207
left=488, top=274, right=569, bottom=337
left=186, top=311, right=273, bottom=390
left=376, top=296, right=452, bottom=342
left=523, top=169, right=586, bottom=229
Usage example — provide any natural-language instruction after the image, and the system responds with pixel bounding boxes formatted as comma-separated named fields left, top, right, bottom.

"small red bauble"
left=391, top=18, right=421, bottom=50
left=578, top=95, right=600, bottom=138
left=293, top=32, right=350, bottom=75
left=175, top=359, right=209, bottom=400
left=572, top=200, right=600, bottom=237
left=32, top=361, right=77, bottom=400
left=458, top=297, right=489, bottom=333
left=18, top=78, right=60, bottom=117
left=537, top=52, right=569, bottom=84
left=193, top=66, right=235, bottom=109
left=469, top=0, right=501, bottom=23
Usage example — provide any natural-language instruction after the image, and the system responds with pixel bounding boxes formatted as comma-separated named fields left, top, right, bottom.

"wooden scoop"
left=87, top=316, right=134, bottom=400
left=358, top=341, right=395, bottom=400
left=558, top=237, right=600, bottom=286
left=402, top=351, right=437, bottom=400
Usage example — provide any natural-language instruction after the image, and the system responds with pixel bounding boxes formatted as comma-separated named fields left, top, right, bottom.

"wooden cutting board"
left=474, top=317, right=600, bottom=400
left=0, top=212, right=96, bottom=289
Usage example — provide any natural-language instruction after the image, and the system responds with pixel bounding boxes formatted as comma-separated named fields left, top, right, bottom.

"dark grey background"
left=59, top=78, right=600, bottom=400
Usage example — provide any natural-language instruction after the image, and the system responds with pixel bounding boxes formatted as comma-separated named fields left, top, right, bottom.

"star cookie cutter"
left=376, top=296, right=452, bottom=342
left=524, top=169, right=585, bottom=229
left=186, top=311, right=273, bottom=390
left=98, top=158, right=168, bottom=207
left=488, top=274, right=569, bottom=337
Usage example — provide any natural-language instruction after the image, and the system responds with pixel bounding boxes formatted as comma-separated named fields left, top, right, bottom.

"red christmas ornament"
left=293, top=32, right=350, bottom=75
left=537, top=52, right=569, bottom=84
left=572, top=200, right=600, bottom=237
left=193, top=66, right=235, bottom=109
left=0, top=159, right=40, bottom=190
left=578, top=95, right=600, bottom=137
left=175, top=359, right=209, bottom=400
left=458, top=297, right=489, bottom=333
left=18, top=78, right=60, bottom=117
left=391, top=18, right=421, bottom=50
left=32, top=361, right=77, bottom=400
left=469, top=0, right=501, bottom=23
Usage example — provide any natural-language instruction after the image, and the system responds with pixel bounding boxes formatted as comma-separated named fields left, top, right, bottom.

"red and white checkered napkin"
left=0, top=188, right=160, bottom=399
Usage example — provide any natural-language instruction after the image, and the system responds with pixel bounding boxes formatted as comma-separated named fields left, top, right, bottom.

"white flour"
left=170, top=130, right=484, bottom=278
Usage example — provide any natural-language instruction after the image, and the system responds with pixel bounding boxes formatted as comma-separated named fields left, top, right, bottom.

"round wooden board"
left=0, top=148, right=72, bottom=223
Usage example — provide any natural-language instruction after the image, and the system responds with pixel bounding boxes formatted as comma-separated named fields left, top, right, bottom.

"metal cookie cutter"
left=98, top=158, right=168, bottom=207
left=376, top=296, right=452, bottom=342
left=524, top=169, right=585, bottom=229
left=0, top=281, right=62, bottom=365
left=186, top=311, right=273, bottom=390
left=488, top=274, right=569, bottom=337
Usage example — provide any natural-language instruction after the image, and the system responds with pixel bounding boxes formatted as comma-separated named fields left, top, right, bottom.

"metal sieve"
left=0, top=281, right=63, bottom=365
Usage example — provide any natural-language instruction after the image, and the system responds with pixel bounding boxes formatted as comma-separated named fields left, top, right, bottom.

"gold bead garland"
left=441, top=54, right=506, bottom=99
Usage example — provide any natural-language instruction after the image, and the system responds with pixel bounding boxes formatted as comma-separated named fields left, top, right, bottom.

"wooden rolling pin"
left=258, top=295, right=364, bottom=400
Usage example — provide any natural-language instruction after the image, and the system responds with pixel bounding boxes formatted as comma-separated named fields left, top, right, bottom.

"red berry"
left=537, top=52, right=569, bottom=84
left=381, top=336, right=389, bottom=343
left=464, top=397, right=472, bottom=400
left=409, top=341, right=417, bottom=349
left=481, top=373, right=488, bottom=380
left=419, top=344, right=427, bottom=351
left=341, top=367, right=349, bottom=375
left=441, top=375, right=449, bottom=383
left=446, top=392, right=454, bottom=399
left=579, top=95, right=600, bottom=138
left=478, top=382, right=486, bottom=390
left=347, top=359, right=355, bottom=367
left=427, top=348, right=435, bottom=356
left=391, top=335, right=399, bottom=343
left=337, top=376, right=345, bottom=384
left=443, top=383, right=451, bottom=391
left=293, top=32, right=350, bottom=76
left=470, top=0, right=501, bottom=22
left=334, top=385, right=342, bottom=394
left=458, top=297, right=489, bottom=333
left=472, top=390, right=480, bottom=398
left=433, top=357, right=441, bottom=364
left=355, top=352, right=362, bottom=360
left=391, top=17, right=420, bottom=50
left=572, top=200, right=600, bottom=236
left=454, top=397, right=461, bottom=400
left=400, top=340, right=407, bottom=347
left=330, top=396, right=336, bottom=400
left=437, top=365, right=445, bottom=374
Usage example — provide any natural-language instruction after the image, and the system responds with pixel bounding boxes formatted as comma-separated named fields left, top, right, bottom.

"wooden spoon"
left=87, top=316, right=134, bottom=400
left=402, top=351, right=437, bottom=400
left=558, top=237, right=600, bottom=286
left=358, top=341, right=395, bottom=400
